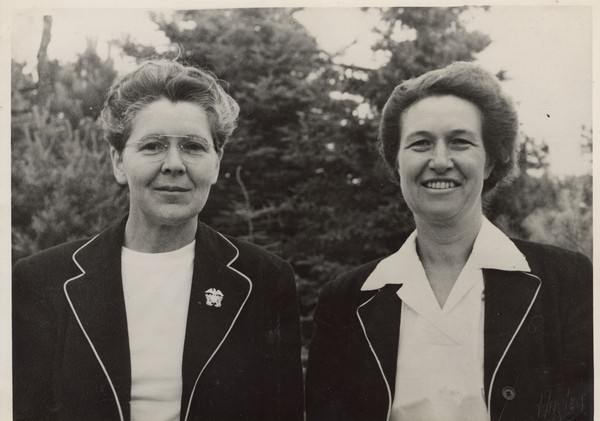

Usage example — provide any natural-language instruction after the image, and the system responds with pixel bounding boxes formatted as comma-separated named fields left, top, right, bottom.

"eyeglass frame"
left=124, top=134, right=220, bottom=162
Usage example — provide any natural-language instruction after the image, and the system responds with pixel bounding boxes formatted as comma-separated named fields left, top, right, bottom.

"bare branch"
left=236, top=165, right=254, bottom=241
left=36, top=15, right=53, bottom=106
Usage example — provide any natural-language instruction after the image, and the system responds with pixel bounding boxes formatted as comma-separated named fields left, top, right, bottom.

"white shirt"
left=121, top=241, right=195, bottom=421
left=361, top=217, right=530, bottom=421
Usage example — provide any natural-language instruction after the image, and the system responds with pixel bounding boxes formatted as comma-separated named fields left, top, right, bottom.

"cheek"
left=121, top=160, right=158, bottom=187
left=396, top=161, right=414, bottom=199
left=190, top=165, right=220, bottom=187
left=396, top=151, right=418, bottom=181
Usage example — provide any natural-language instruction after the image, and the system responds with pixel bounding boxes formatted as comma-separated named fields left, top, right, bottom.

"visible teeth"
left=426, top=181, right=456, bottom=189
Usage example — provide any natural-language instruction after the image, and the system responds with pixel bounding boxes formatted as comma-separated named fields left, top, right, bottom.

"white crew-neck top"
left=121, top=241, right=195, bottom=421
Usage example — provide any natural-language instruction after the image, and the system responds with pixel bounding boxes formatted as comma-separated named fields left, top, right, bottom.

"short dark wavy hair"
left=101, top=59, right=239, bottom=152
left=378, top=61, right=519, bottom=194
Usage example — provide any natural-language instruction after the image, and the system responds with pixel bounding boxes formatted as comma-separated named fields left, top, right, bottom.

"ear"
left=484, top=158, right=495, bottom=180
left=110, top=146, right=128, bottom=186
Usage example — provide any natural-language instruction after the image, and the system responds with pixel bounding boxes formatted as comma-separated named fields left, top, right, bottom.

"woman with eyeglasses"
left=13, top=59, right=304, bottom=421
left=305, top=62, right=593, bottom=421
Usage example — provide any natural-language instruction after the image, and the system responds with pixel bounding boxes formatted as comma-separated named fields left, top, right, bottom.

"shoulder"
left=511, top=239, right=591, bottom=275
left=222, top=235, right=293, bottom=282
left=511, top=239, right=592, bottom=296
left=214, top=233, right=296, bottom=293
left=512, top=238, right=588, bottom=260
left=13, top=237, right=92, bottom=275
left=311, top=259, right=383, bottom=324
left=13, top=217, right=125, bottom=278
left=319, top=258, right=383, bottom=302
left=12, top=237, right=94, bottom=293
left=197, top=221, right=290, bottom=270
left=225, top=235, right=290, bottom=269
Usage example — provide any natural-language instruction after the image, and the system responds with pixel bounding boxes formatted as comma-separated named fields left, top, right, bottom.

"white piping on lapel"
left=486, top=272, right=541, bottom=421
left=183, top=232, right=253, bottom=421
left=63, top=234, right=126, bottom=421
left=357, top=294, right=392, bottom=421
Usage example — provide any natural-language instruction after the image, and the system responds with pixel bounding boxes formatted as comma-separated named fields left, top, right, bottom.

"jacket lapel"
left=356, top=283, right=403, bottom=417
left=180, top=223, right=252, bottom=420
left=483, top=269, right=541, bottom=404
left=63, top=218, right=131, bottom=421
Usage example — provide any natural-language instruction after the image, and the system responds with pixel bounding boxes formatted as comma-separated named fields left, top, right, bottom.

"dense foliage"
left=12, top=8, right=592, bottom=350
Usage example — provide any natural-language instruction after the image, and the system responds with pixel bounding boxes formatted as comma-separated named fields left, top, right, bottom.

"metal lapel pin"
left=204, top=288, right=224, bottom=307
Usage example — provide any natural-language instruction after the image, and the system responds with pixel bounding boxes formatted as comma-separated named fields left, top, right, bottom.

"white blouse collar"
left=361, top=216, right=530, bottom=291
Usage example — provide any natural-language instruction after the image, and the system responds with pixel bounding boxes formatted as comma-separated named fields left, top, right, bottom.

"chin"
left=151, top=206, right=205, bottom=227
left=416, top=207, right=462, bottom=224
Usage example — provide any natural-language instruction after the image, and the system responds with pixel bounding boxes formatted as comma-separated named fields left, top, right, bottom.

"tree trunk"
left=37, top=15, right=53, bottom=106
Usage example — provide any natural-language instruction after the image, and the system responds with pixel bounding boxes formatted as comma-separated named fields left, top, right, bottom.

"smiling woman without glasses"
left=13, top=59, right=304, bottom=421
left=305, top=62, right=593, bottom=421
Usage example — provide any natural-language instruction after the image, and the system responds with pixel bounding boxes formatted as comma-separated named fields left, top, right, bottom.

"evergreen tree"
left=120, top=8, right=495, bottom=341
left=11, top=43, right=126, bottom=263
left=12, top=9, right=591, bottom=351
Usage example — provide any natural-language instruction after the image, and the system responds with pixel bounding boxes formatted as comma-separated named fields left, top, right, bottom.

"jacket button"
left=502, top=386, right=516, bottom=400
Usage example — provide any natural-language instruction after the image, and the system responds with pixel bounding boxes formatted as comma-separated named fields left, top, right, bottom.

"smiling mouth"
left=423, top=181, right=459, bottom=189
left=155, top=187, right=190, bottom=192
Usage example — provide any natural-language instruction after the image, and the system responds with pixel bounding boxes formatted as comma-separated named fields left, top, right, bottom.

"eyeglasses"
left=127, top=134, right=217, bottom=162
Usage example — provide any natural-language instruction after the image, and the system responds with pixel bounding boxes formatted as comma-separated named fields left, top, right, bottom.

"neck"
left=414, top=213, right=483, bottom=268
left=123, top=217, right=198, bottom=253
left=414, top=213, right=483, bottom=308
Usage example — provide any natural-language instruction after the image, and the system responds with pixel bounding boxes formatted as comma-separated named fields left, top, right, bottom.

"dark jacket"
left=13, top=217, right=304, bottom=421
left=305, top=239, right=593, bottom=421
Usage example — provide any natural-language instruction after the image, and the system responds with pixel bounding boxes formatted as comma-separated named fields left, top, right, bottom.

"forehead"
left=400, top=95, right=482, bottom=137
left=128, top=98, right=212, bottom=140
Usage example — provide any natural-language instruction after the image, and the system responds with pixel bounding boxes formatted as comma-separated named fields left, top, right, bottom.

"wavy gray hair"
left=101, top=59, right=239, bottom=152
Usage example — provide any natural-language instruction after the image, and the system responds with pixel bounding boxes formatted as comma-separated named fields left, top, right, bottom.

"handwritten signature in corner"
left=535, top=387, right=586, bottom=421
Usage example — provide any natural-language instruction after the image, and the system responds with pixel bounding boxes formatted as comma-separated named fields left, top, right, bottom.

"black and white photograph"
left=4, top=2, right=596, bottom=420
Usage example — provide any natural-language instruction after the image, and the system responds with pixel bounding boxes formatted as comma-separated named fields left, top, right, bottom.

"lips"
left=155, top=186, right=190, bottom=192
left=422, top=179, right=461, bottom=189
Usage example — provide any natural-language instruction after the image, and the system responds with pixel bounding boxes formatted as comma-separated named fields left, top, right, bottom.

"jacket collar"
left=180, top=222, right=252, bottom=421
left=483, top=269, right=541, bottom=408
left=356, top=284, right=403, bottom=421
left=63, top=217, right=130, bottom=421
left=63, top=216, right=252, bottom=421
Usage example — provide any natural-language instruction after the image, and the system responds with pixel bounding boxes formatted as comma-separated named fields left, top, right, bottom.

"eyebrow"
left=403, top=129, right=478, bottom=138
left=139, top=134, right=210, bottom=141
left=447, top=129, right=478, bottom=137
left=403, top=130, right=431, bottom=139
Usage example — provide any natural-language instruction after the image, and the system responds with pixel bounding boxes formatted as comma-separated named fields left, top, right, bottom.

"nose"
left=161, top=144, right=186, bottom=174
left=428, top=142, right=454, bottom=173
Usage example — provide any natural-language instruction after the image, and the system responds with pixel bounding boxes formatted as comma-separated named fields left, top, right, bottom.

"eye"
left=406, top=139, right=431, bottom=151
left=450, top=138, right=472, bottom=149
left=138, top=136, right=168, bottom=154
left=181, top=137, right=212, bottom=155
